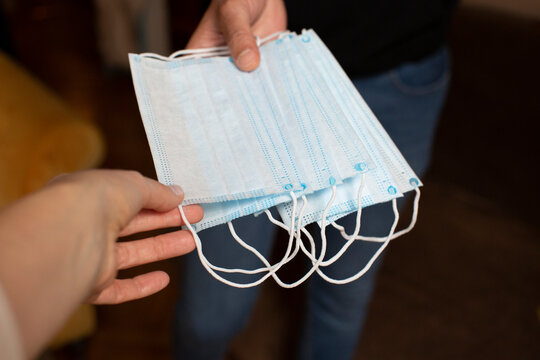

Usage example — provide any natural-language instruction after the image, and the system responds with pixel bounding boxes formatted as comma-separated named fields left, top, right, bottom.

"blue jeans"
left=173, top=47, right=450, bottom=360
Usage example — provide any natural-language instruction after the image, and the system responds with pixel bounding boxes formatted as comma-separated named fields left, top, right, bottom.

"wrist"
left=0, top=179, right=103, bottom=356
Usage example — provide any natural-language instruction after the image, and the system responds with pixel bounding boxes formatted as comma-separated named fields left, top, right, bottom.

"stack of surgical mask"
left=129, top=29, right=422, bottom=288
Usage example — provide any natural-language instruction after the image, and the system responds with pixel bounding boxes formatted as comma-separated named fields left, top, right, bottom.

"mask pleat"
left=176, top=59, right=230, bottom=202
left=194, top=58, right=249, bottom=200
left=215, top=58, right=281, bottom=197
left=289, top=35, right=374, bottom=180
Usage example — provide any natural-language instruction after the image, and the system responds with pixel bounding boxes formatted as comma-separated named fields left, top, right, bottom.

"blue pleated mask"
left=129, top=29, right=421, bottom=288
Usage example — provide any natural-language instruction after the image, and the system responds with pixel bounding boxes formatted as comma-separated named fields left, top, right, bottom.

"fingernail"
left=236, top=48, right=257, bottom=71
left=169, top=184, right=183, bottom=197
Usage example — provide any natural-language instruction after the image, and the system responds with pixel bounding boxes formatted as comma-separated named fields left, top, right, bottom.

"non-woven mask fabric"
left=277, top=30, right=420, bottom=228
left=131, top=53, right=305, bottom=205
left=270, top=35, right=374, bottom=183
left=193, top=192, right=294, bottom=232
left=130, top=32, right=374, bottom=207
left=301, top=30, right=422, bottom=194
left=129, top=29, right=422, bottom=288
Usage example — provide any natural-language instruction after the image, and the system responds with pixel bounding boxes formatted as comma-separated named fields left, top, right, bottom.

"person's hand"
left=50, top=170, right=204, bottom=305
left=187, top=0, right=287, bottom=71
left=0, top=170, right=202, bottom=357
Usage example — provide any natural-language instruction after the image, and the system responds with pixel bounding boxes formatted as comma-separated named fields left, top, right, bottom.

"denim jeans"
left=173, top=46, right=450, bottom=360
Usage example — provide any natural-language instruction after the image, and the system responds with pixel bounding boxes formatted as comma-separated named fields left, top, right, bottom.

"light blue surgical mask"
left=129, top=30, right=421, bottom=288
left=277, top=30, right=422, bottom=229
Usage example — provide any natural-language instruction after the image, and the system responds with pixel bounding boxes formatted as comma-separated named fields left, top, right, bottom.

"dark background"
left=2, top=0, right=539, bottom=359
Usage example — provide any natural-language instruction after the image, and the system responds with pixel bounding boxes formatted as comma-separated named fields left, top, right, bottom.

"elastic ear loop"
left=290, top=176, right=400, bottom=284
left=262, top=186, right=338, bottom=288
left=179, top=191, right=300, bottom=288
left=264, top=195, right=316, bottom=263
left=295, top=173, right=366, bottom=267
left=332, top=187, right=420, bottom=242
left=265, top=195, right=315, bottom=256
left=262, top=180, right=392, bottom=286
left=225, top=192, right=310, bottom=279
left=226, top=193, right=321, bottom=288
left=225, top=187, right=336, bottom=288
left=295, top=198, right=399, bottom=285
left=140, top=31, right=292, bottom=62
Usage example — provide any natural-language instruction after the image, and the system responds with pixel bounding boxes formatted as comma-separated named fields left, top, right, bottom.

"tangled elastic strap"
left=178, top=174, right=421, bottom=288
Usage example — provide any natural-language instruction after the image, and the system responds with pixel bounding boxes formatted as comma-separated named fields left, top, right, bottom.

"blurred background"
left=0, top=0, right=539, bottom=359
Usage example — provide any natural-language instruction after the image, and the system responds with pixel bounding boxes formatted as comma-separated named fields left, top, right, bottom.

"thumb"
left=218, top=1, right=260, bottom=72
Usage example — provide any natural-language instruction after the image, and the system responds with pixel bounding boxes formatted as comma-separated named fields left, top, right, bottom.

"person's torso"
left=285, top=0, right=457, bottom=77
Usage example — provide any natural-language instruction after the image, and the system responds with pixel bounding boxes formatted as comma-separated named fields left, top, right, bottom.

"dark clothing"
left=286, top=0, right=456, bottom=77
left=0, top=9, right=13, bottom=54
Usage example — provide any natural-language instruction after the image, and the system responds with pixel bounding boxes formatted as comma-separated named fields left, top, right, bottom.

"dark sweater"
left=285, top=0, right=456, bottom=77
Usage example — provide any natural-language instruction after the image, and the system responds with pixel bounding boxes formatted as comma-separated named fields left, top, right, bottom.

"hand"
left=0, top=170, right=203, bottom=357
left=75, top=171, right=204, bottom=304
left=187, top=0, right=287, bottom=71
left=47, top=170, right=203, bottom=304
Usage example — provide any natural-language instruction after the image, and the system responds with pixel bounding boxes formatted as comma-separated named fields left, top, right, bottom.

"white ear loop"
left=271, top=176, right=401, bottom=285
left=259, top=186, right=337, bottom=288
left=264, top=195, right=317, bottom=264
left=313, top=198, right=399, bottom=284
left=140, top=30, right=292, bottom=62
left=264, top=195, right=316, bottom=259
left=196, top=186, right=337, bottom=289
left=331, top=187, right=420, bottom=242
left=308, top=173, right=366, bottom=266
left=296, top=174, right=366, bottom=267
left=180, top=182, right=404, bottom=286
left=225, top=192, right=309, bottom=278
left=179, top=191, right=297, bottom=287
left=179, top=191, right=305, bottom=288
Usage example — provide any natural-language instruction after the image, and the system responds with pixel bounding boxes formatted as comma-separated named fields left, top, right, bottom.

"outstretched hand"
left=86, top=207, right=201, bottom=304
left=45, top=170, right=204, bottom=305
left=187, top=0, right=287, bottom=71
left=83, top=172, right=203, bottom=304
left=0, top=170, right=202, bottom=357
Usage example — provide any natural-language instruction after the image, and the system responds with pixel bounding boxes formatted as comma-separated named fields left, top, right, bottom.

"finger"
left=119, top=204, right=203, bottom=237
left=116, top=230, right=196, bottom=270
left=218, top=1, right=260, bottom=71
left=186, top=25, right=224, bottom=49
left=103, top=171, right=185, bottom=220
left=134, top=175, right=184, bottom=213
left=186, top=0, right=224, bottom=49
left=47, top=170, right=184, bottom=222
left=89, top=271, right=170, bottom=305
left=186, top=17, right=224, bottom=49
